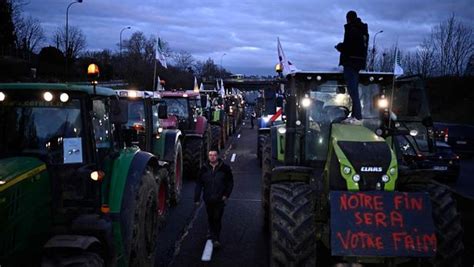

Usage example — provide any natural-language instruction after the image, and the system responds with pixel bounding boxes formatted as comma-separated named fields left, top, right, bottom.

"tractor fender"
left=44, top=235, right=101, bottom=251
left=195, top=116, right=208, bottom=135
left=161, top=129, right=182, bottom=162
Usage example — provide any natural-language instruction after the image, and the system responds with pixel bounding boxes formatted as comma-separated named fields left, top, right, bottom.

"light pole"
left=220, top=53, right=226, bottom=75
left=120, top=26, right=131, bottom=57
left=65, top=0, right=83, bottom=79
left=370, top=30, right=383, bottom=72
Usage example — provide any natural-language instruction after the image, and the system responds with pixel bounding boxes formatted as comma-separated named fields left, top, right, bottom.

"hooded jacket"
left=194, top=159, right=234, bottom=203
left=336, top=18, right=369, bottom=70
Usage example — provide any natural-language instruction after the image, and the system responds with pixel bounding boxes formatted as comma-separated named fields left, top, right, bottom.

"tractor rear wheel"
left=183, top=138, right=204, bottom=179
left=398, top=179, right=464, bottom=266
left=270, top=182, right=317, bottom=267
left=129, top=169, right=159, bottom=267
left=211, top=125, right=221, bottom=151
left=261, top=135, right=272, bottom=228
left=169, top=141, right=183, bottom=206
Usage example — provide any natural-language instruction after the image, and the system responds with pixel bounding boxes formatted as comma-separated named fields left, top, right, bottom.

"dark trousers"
left=344, top=66, right=362, bottom=119
left=206, top=202, right=225, bottom=241
left=250, top=117, right=255, bottom=128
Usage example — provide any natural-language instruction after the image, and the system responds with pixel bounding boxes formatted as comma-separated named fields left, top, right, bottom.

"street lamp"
left=370, top=30, right=383, bottom=72
left=120, top=26, right=131, bottom=57
left=65, top=0, right=83, bottom=79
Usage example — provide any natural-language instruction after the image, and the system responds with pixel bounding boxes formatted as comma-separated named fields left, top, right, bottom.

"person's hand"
left=222, top=196, right=227, bottom=202
left=195, top=201, right=200, bottom=207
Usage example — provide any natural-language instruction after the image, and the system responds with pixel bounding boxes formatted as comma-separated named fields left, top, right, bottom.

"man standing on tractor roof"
left=335, top=10, right=369, bottom=124
left=195, top=150, right=234, bottom=248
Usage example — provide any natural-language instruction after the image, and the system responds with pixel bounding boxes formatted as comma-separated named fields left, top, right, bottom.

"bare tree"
left=15, top=15, right=44, bottom=54
left=52, top=25, right=86, bottom=61
left=172, top=50, right=195, bottom=71
left=430, top=15, right=474, bottom=76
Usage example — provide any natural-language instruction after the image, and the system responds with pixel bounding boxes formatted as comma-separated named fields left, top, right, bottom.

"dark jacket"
left=336, top=18, right=369, bottom=70
left=194, top=159, right=234, bottom=203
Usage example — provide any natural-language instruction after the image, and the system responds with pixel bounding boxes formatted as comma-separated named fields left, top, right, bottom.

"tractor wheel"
left=261, top=135, right=272, bottom=228
left=129, top=169, right=159, bottom=267
left=398, top=179, right=464, bottom=266
left=183, top=138, right=204, bottom=179
left=42, top=251, right=104, bottom=267
left=257, top=133, right=267, bottom=166
left=211, top=125, right=221, bottom=151
left=270, top=182, right=317, bottom=267
left=169, top=141, right=183, bottom=206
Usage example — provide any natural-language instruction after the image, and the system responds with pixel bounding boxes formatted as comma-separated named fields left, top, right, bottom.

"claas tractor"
left=0, top=83, right=169, bottom=266
left=200, top=89, right=229, bottom=150
left=116, top=89, right=183, bottom=205
left=159, top=90, right=211, bottom=179
left=261, top=71, right=463, bottom=266
left=257, top=87, right=285, bottom=167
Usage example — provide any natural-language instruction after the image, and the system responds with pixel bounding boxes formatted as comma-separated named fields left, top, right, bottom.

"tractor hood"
left=0, top=157, right=47, bottom=192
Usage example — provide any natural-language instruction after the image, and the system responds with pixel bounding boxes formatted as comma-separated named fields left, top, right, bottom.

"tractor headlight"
left=352, top=174, right=361, bottom=183
left=60, top=93, right=69, bottom=102
left=43, top=92, right=53, bottom=102
left=377, top=97, right=389, bottom=109
left=301, top=96, right=311, bottom=108
left=343, top=166, right=351, bottom=175
left=382, top=175, right=390, bottom=183
left=278, top=127, right=286, bottom=134
left=409, top=130, right=418, bottom=136
left=0, top=92, right=5, bottom=101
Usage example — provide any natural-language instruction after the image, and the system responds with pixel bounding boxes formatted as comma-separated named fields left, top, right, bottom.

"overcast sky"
left=23, top=0, right=474, bottom=75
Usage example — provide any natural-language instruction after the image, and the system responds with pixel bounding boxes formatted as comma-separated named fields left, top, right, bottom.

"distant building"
left=465, top=54, right=474, bottom=76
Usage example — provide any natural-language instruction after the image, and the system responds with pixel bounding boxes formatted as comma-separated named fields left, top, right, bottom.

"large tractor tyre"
left=211, top=125, right=221, bottom=151
left=129, top=169, right=159, bottom=267
left=261, top=135, right=272, bottom=228
left=257, top=133, right=267, bottom=166
left=42, top=251, right=104, bottom=267
left=399, top=180, right=464, bottom=266
left=169, top=141, right=183, bottom=206
left=270, top=182, right=317, bottom=267
left=183, top=138, right=204, bottom=179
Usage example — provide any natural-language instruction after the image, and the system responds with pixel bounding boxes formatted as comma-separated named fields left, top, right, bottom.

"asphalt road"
left=153, top=119, right=474, bottom=267
left=154, top=120, right=269, bottom=267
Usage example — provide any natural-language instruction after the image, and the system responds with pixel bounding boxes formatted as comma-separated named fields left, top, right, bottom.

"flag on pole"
left=220, top=79, right=225, bottom=95
left=193, top=77, right=199, bottom=92
left=156, top=75, right=163, bottom=91
left=219, top=79, right=225, bottom=97
left=394, top=48, right=404, bottom=77
left=199, top=82, right=204, bottom=91
left=277, top=37, right=299, bottom=76
left=156, top=37, right=168, bottom=69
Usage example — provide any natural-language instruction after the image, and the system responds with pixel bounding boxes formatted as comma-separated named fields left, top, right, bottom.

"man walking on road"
left=335, top=10, right=369, bottom=123
left=195, top=150, right=234, bottom=248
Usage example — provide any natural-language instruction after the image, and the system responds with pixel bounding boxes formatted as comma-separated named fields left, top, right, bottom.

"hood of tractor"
left=328, top=124, right=397, bottom=191
left=0, top=157, right=47, bottom=192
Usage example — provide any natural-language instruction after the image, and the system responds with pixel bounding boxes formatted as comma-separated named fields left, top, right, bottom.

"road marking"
left=201, top=239, right=213, bottom=261
left=237, top=134, right=241, bottom=138
left=231, top=153, right=236, bottom=162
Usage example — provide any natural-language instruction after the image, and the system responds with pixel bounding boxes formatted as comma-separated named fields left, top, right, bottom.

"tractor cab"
left=159, top=90, right=204, bottom=132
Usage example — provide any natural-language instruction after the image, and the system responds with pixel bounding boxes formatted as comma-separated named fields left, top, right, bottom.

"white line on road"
left=201, top=239, right=213, bottom=261
left=231, top=153, right=237, bottom=162
left=237, top=134, right=241, bottom=138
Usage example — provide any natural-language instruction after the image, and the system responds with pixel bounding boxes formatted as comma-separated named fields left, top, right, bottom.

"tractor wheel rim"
left=157, top=183, right=166, bottom=216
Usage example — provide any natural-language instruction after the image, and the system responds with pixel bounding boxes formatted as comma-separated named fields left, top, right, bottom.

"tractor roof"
left=160, top=90, right=200, bottom=98
left=116, top=89, right=155, bottom=99
left=0, top=83, right=116, bottom=96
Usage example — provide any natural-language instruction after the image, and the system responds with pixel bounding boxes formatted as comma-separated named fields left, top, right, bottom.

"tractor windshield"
left=0, top=95, right=83, bottom=164
left=126, top=101, right=146, bottom=130
left=161, top=97, right=189, bottom=118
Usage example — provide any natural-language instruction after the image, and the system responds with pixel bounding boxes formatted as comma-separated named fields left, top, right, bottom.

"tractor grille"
left=338, top=141, right=392, bottom=191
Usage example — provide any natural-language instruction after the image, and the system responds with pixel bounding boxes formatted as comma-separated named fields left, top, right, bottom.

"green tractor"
left=199, top=89, right=228, bottom=150
left=262, top=71, right=464, bottom=266
left=116, top=89, right=183, bottom=205
left=0, top=83, right=168, bottom=266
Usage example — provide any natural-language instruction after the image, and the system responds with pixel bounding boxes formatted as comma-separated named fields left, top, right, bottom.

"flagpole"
left=388, top=38, right=399, bottom=131
left=153, top=37, right=158, bottom=91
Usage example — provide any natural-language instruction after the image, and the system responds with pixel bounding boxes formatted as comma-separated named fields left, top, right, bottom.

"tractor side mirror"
left=158, top=103, right=168, bottom=119
left=110, top=99, right=128, bottom=124
left=201, top=95, right=208, bottom=108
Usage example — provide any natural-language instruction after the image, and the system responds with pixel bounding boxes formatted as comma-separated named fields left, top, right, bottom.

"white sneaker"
left=341, top=117, right=362, bottom=125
